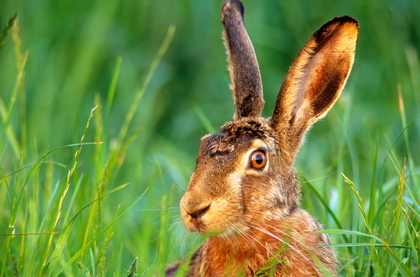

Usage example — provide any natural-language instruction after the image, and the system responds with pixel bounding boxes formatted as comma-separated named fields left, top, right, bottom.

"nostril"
left=188, top=204, right=210, bottom=219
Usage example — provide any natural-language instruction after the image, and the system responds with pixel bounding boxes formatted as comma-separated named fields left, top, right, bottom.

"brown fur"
left=167, top=0, right=358, bottom=276
left=187, top=209, right=336, bottom=276
left=222, top=0, right=264, bottom=120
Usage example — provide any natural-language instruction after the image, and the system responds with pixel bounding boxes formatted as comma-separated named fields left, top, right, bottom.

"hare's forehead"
left=199, top=120, right=276, bottom=155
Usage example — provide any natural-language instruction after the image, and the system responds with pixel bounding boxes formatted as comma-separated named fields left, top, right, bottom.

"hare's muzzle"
left=180, top=191, right=212, bottom=233
left=186, top=203, right=210, bottom=220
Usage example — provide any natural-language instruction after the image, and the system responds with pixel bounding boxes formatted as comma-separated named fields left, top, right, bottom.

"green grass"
left=0, top=0, right=419, bottom=276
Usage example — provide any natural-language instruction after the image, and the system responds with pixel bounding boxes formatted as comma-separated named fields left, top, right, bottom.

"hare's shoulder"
left=283, top=208, right=331, bottom=244
left=269, top=208, right=337, bottom=276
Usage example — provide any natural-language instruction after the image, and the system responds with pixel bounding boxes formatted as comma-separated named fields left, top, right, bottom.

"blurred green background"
left=1, top=0, right=419, bottom=275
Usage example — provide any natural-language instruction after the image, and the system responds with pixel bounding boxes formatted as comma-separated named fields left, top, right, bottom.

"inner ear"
left=271, top=16, right=359, bottom=132
left=302, top=22, right=358, bottom=118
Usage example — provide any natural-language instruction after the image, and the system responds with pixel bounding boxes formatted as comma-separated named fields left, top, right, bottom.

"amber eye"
left=250, top=150, right=267, bottom=169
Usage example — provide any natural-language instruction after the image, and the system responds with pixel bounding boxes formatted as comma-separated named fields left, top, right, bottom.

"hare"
left=167, top=0, right=358, bottom=276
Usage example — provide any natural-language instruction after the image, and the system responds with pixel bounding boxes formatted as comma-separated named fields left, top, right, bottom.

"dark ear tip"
left=313, top=15, right=359, bottom=42
left=330, top=15, right=359, bottom=28
left=221, top=0, right=245, bottom=20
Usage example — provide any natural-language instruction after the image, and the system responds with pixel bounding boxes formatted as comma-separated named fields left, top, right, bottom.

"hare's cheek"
left=180, top=196, right=243, bottom=235
left=203, top=198, right=242, bottom=231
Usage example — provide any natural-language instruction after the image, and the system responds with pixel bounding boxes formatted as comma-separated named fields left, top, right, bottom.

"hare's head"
left=180, top=0, right=358, bottom=236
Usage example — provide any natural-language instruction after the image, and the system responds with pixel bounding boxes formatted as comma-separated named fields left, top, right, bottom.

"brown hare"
left=167, top=0, right=359, bottom=276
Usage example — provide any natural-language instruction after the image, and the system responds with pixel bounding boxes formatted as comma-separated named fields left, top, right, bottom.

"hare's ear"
left=221, top=0, right=264, bottom=120
left=270, top=16, right=359, bottom=151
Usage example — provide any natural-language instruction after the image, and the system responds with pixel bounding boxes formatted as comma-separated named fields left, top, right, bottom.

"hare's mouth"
left=183, top=213, right=248, bottom=238
left=183, top=217, right=224, bottom=236
left=192, top=222, right=243, bottom=238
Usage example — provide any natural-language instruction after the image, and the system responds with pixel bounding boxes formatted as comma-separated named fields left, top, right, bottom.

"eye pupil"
left=255, top=154, right=263, bottom=164
left=250, top=150, right=267, bottom=169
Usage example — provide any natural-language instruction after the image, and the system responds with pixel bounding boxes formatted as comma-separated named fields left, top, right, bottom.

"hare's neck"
left=200, top=220, right=292, bottom=275
left=196, top=209, right=334, bottom=276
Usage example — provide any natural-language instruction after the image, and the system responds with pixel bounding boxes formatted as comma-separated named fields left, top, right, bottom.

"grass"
left=0, top=0, right=419, bottom=276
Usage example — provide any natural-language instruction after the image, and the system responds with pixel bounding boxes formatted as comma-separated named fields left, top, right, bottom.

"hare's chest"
left=198, top=233, right=284, bottom=276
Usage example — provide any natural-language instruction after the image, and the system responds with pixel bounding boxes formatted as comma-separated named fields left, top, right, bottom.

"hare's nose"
left=187, top=203, right=210, bottom=220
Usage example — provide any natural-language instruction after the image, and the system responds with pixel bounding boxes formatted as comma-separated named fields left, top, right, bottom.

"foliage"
left=0, top=0, right=419, bottom=276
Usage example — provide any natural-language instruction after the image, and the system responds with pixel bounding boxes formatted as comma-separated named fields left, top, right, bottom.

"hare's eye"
left=250, top=150, right=267, bottom=170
